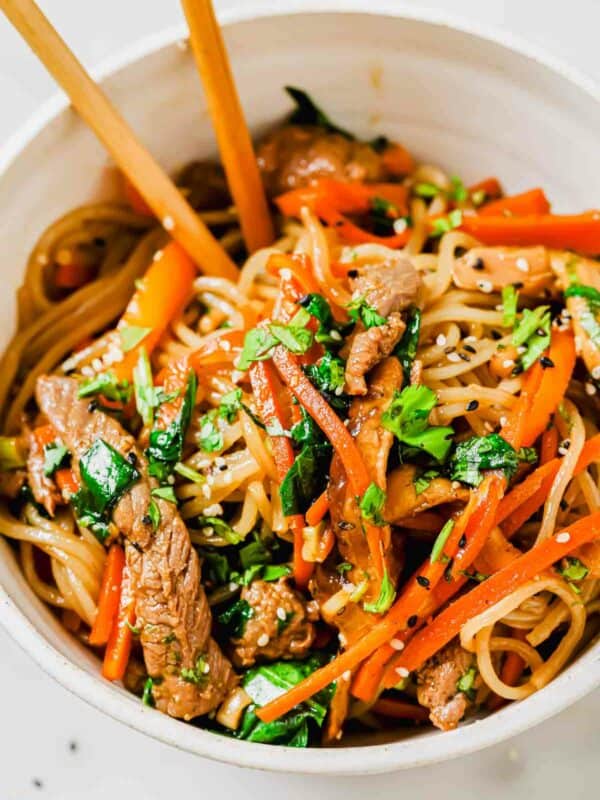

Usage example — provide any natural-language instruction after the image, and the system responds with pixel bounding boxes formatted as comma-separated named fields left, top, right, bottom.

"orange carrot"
left=112, top=241, right=196, bottom=381
left=479, top=188, right=550, bottom=217
left=380, top=143, right=414, bottom=177
left=55, top=468, right=79, bottom=496
left=372, top=697, right=429, bottom=722
left=380, top=511, right=600, bottom=686
left=450, top=472, right=505, bottom=577
left=89, top=544, right=125, bottom=647
left=249, top=360, right=313, bottom=588
left=469, top=177, right=502, bottom=202
left=540, top=424, right=559, bottom=464
left=498, top=362, right=543, bottom=450
left=102, top=562, right=135, bottom=682
left=459, top=212, right=600, bottom=255
left=265, top=252, right=320, bottom=295
left=305, top=489, right=330, bottom=527
left=271, top=346, right=387, bottom=576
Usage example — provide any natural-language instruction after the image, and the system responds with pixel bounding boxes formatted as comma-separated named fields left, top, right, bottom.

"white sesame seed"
left=203, top=503, right=223, bottom=517
left=231, top=370, right=244, bottom=384
left=167, top=474, right=175, bottom=485
left=517, top=345, right=527, bottom=355
left=495, top=304, right=504, bottom=312
left=162, top=215, right=175, bottom=231
left=202, top=662, right=210, bottom=674
left=276, top=607, right=287, bottom=621
left=329, top=329, right=342, bottom=342
left=515, top=257, right=530, bottom=272
left=257, top=633, right=270, bottom=648
left=464, top=335, right=477, bottom=343
left=229, top=582, right=239, bottom=592
left=205, top=474, right=215, bottom=486
left=204, top=526, right=214, bottom=536
left=451, top=481, right=461, bottom=490
left=335, top=730, right=343, bottom=740
left=214, top=456, right=226, bottom=468
left=396, top=667, right=410, bottom=678
left=477, top=279, right=494, bottom=294
left=279, top=268, right=292, bottom=280
left=334, top=385, right=344, bottom=396
left=390, top=638, right=405, bottom=651
left=393, top=218, right=408, bottom=234
left=436, top=333, right=447, bottom=347
left=592, top=366, right=600, bottom=380
left=344, top=419, right=350, bottom=427
left=91, top=358, right=103, bottom=372
left=153, top=249, right=163, bottom=262
left=575, top=336, right=583, bottom=352
left=500, top=416, right=508, bottom=427
left=585, top=382, right=597, bottom=396
left=556, top=532, right=571, bottom=544
left=447, top=352, right=461, bottom=363
left=502, top=359, right=515, bottom=368
left=201, top=484, right=211, bottom=498
left=223, top=472, right=233, bottom=484
left=342, top=670, right=352, bottom=682
left=81, top=365, right=95, bottom=377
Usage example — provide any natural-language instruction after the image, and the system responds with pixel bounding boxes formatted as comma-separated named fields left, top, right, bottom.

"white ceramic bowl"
left=1, top=0, right=599, bottom=775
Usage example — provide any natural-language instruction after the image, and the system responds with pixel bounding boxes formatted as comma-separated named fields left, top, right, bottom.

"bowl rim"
left=1, top=0, right=599, bottom=775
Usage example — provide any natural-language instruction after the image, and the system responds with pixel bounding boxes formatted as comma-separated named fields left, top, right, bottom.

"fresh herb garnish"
left=237, top=328, right=278, bottom=370
left=298, top=293, right=348, bottom=345
left=279, top=410, right=332, bottom=517
left=382, top=385, right=454, bottom=462
left=197, top=413, right=224, bottom=453
left=414, top=468, right=441, bottom=496
left=147, top=498, right=160, bottom=530
left=565, top=284, right=600, bottom=349
left=77, top=372, right=132, bottom=404
left=218, top=389, right=243, bottom=423
left=218, top=598, right=254, bottom=638
left=146, top=371, right=196, bottom=474
left=304, top=351, right=348, bottom=411
left=43, top=441, right=69, bottom=477
left=151, top=486, right=177, bottom=504
left=285, top=86, right=354, bottom=139
left=359, top=482, right=386, bottom=526
left=132, top=348, right=157, bottom=426
left=180, top=654, right=209, bottom=685
left=394, top=306, right=421, bottom=386
left=363, top=569, right=396, bottom=614
left=512, top=306, right=551, bottom=371
left=449, top=433, right=537, bottom=487
left=173, top=461, right=205, bottom=483
left=456, top=665, right=478, bottom=699
left=430, top=209, right=463, bottom=238
left=502, top=285, right=519, bottom=328
left=347, top=296, right=386, bottom=329
left=430, top=519, right=455, bottom=564
left=200, top=516, right=243, bottom=545
left=119, top=325, right=152, bottom=353
left=142, top=676, right=155, bottom=707
left=558, top=556, right=589, bottom=582
left=414, top=182, right=441, bottom=198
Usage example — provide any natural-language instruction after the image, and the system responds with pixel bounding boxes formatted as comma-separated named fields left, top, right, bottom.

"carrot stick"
left=469, top=177, right=502, bottom=202
left=459, top=212, right=600, bottom=255
left=305, top=490, right=330, bottom=527
left=266, top=252, right=320, bottom=295
left=271, top=346, right=387, bottom=576
left=55, top=468, right=79, bottom=496
left=102, top=562, right=135, bottom=682
left=379, top=510, right=600, bottom=686
left=540, top=424, right=559, bottom=464
left=380, top=143, right=414, bottom=177
left=112, top=241, right=196, bottom=381
left=478, top=188, right=550, bottom=217
left=372, top=697, right=429, bottom=722
left=249, top=360, right=313, bottom=587
left=89, top=544, right=125, bottom=646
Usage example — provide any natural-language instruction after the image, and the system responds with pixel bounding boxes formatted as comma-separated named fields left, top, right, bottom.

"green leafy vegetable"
left=237, top=328, right=278, bottom=370
left=414, top=468, right=441, bottom=496
left=202, top=550, right=231, bottom=585
left=142, top=676, right=155, bottom=707
left=180, top=654, right=209, bottom=685
left=502, top=285, right=519, bottom=328
left=394, top=306, right=421, bottom=386
left=448, top=176, right=468, bottom=203
left=564, top=284, right=600, bottom=305
left=304, top=351, right=348, bottom=411
left=363, top=569, right=396, bottom=614
left=430, top=519, right=455, bottom=564
left=512, top=306, right=551, bottom=371
left=197, top=413, right=224, bottom=453
left=558, top=556, right=589, bottom=582
left=174, top=462, right=205, bottom=483
left=151, top=486, right=177, bottom=504
left=279, top=411, right=332, bottom=516
left=218, top=389, right=243, bottom=423
left=218, top=599, right=254, bottom=638
left=200, top=516, right=243, bottom=545
left=146, top=371, right=196, bottom=474
left=298, top=293, right=348, bottom=346
left=43, top=441, right=69, bottom=477
left=565, top=285, right=600, bottom=349
left=430, top=209, right=462, bottom=237
left=456, top=665, right=478, bottom=699
left=233, top=655, right=336, bottom=747
left=449, top=433, right=537, bottom=487
left=147, top=498, right=160, bottom=531
left=359, top=482, right=386, bottom=526
left=77, top=372, right=132, bottom=404
left=262, top=564, right=292, bottom=582
left=414, top=182, right=441, bottom=198
left=382, top=385, right=454, bottom=462
left=133, top=348, right=158, bottom=426
left=347, top=296, right=386, bottom=329
left=269, top=320, right=314, bottom=355
left=119, top=325, right=152, bottom=353
left=285, top=86, right=354, bottom=139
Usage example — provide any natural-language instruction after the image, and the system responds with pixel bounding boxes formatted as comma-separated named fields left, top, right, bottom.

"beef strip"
left=36, top=375, right=235, bottom=720
left=27, top=428, right=62, bottom=517
left=345, top=256, right=421, bottom=395
left=0, top=468, right=26, bottom=500
left=256, top=125, right=389, bottom=197
left=384, top=464, right=469, bottom=522
left=416, top=640, right=474, bottom=731
left=231, top=578, right=315, bottom=667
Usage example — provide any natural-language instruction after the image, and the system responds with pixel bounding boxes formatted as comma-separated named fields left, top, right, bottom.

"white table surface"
left=1, top=1, right=599, bottom=797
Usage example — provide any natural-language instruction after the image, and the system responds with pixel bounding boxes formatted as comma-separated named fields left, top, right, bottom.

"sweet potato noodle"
left=1, top=88, right=599, bottom=745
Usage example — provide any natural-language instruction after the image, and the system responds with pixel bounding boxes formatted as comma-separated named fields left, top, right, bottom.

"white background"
left=1, top=1, right=599, bottom=797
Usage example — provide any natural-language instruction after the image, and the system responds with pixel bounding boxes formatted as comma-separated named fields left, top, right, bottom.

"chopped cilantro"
left=382, top=385, right=454, bottom=462
left=197, top=413, right=223, bottom=453
left=430, top=209, right=463, bottom=238
left=218, top=599, right=254, bottom=638
left=77, top=372, right=132, bottom=404
left=174, top=461, right=205, bottom=483
left=237, top=328, right=278, bottom=370
left=456, top=665, right=478, bottom=699
left=180, top=654, right=209, bottom=685
left=218, top=389, right=243, bottom=423
left=304, top=351, right=348, bottom=411
left=430, top=519, right=455, bottom=564
left=151, top=486, right=177, bottom=504
left=142, top=676, right=155, bottom=707
left=393, top=306, right=421, bottom=386
left=132, top=347, right=158, bottom=426
left=449, top=433, right=536, bottom=487
left=414, top=468, right=441, bottom=496
left=558, top=556, right=589, bottom=582
left=147, top=498, right=160, bottom=530
left=359, top=482, right=386, bottom=526
left=363, top=569, right=396, bottom=614
left=200, top=516, right=243, bottom=545
left=43, top=441, right=69, bottom=477
left=347, top=296, right=386, bottom=328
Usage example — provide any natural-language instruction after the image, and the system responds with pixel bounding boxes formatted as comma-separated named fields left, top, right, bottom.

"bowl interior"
left=0, top=7, right=599, bottom=775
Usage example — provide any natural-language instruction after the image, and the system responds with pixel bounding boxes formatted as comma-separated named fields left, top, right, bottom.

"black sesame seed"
left=334, top=220, right=344, bottom=227
left=540, top=356, right=555, bottom=369
left=512, top=281, right=524, bottom=289
left=463, top=344, right=476, bottom=353
left=560, top=499, right=569, bottom=511
left=142, top=515, right=152, bottom=526
left=347, top=269, right=359, bottom=279
left=512, top=364, right=524, bottom=376
left=87, top=400, right=98, bottom=412
left=416, top=575, right=430, bottom=588
left=444, top=560, right=454, bottom=581
left=466, top=400, right=479, bottom=412
left=407, top=615, right=418, bottom=628
left=560, top=439, right=571, bottom=450
left=491, top=329, right=502, bottom=340
left=298, top=294, right=309, bottom=305
left=455, top=246, right=468, bottom=258
left=33, top=779, right=43, bottom=789
left=338, top=520, right=355, bottom=531
left=459, top=534, right=467, bottom=548
left=458, top=352, right=471, bottom=362
left=127, top=451, right=138, bottom=465
left=444, top=346, right=456, bottom=354
left=93, top=237, right=106, bottom=247
left=471, top=257, right=485, bottom=271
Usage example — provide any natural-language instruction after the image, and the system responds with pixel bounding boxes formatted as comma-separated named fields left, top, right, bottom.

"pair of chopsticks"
left=0, top=0, right=274, bottom=279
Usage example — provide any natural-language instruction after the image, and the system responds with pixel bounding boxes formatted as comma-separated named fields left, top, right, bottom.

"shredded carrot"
left=372, top=697, right=429, bottom=722
left=540, top=424, right=559, bottom=464
left=380, top=143, right=414, bottom=177
left=459, top=212, right=600, bottom=255
left=478, top=188, right=550, bottom=217
left=55, top=468, right=79, bottom=496
left=265, top=252, right=320, bottom=295
left=378, top=511, right=600, bottom=686
left=469, top=177, right=502, bottom=202
left=112, top=241, right=196, bottom=381
left=305, top=489, right=330, bottom=527
left=102, top=562, right=135, bottom=682
left=89, top=544, right=125, bottom=646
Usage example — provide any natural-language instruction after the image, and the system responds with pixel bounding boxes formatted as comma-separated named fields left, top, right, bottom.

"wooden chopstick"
left=181, top=0, right=274, bottom=253
left=0, top=0, right=238, bottom=281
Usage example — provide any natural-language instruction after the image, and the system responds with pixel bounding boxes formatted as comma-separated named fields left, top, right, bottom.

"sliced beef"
left=416, top=641, right=474, bottom=731
left=345, top=256, right=421, bottom=395
left=256, top=125, right=388, bottom=197
left=0, top=468, right=26, bottom=500
left=36, top=375, right=235, bottom=720
left=452, top=246, right=554, bottom=296
left=231, top=578, right=315, bottom=667
left=385, top=464, right=469, bottom=522
left=26, top=428, right=62, bottom=517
